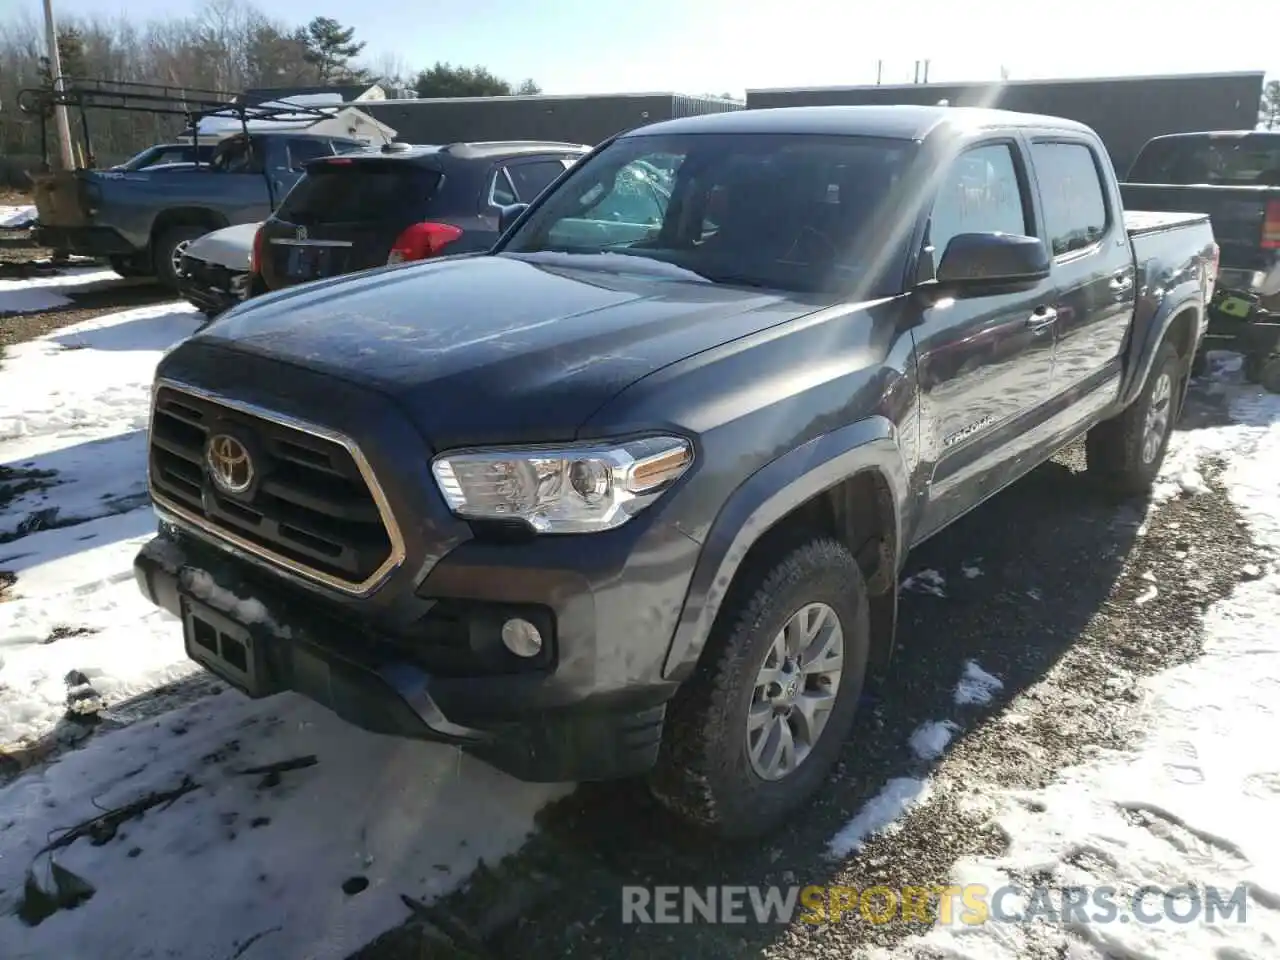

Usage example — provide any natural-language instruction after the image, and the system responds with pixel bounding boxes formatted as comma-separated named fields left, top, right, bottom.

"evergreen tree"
left=301, top=17, right=365, bottom=84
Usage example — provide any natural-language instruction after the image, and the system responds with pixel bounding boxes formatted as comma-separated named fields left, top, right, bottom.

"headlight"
left=431, top=435, right=693, bottom=533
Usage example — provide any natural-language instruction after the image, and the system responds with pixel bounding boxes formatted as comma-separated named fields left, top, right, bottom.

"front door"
left=912, top=140, right=1059, bottom=541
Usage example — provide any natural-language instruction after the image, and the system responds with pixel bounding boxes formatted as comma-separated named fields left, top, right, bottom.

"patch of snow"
left=828, top=777, right=932, bottom=859
left=1, top=301, right=203, bottom=745
left=954, top=660, right=1003, bottom=706
left=1135, top=584, right=1159, bottom=605
left=0, top=204, right=35, bottom=227
left=961, top=562, right=982, bottom=579
left=0, top=268, right=123, bottom=316
left=0, top=693, right=570, bottom=959
left=901, top=568, right=946, bottom=597
left=859, top=351, right=1280, bottom=959
left=909, top=720, right=960, bottom=761
left=0, top=288, right=73, bottom=314
left=1177, top=469, right=1209, bottom=496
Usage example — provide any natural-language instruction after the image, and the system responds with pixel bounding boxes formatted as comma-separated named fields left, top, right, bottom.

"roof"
left=1142, top=129, right=1280, bottom=141
left=746, top=70, right=1268, bottom=96
left=625, top=105, right=1094, bottom=141
left=368, top=91, right=737, bottom=107
left=241, top=83, right=381, bottom=104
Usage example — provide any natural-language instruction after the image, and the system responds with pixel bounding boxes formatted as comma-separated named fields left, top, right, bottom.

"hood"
left=186, top=221, right=260, bottom=270
left=188, top=253, right=819, bottom=448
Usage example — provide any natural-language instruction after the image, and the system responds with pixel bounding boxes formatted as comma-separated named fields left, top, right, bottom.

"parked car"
left=1121, top=130, right=1280, bottom=388
left=112, top=142, right=217, bottom=171
left=176, top=221, right=262, bottom=319
left=30, top=131, right=366, bottom=288
left=135, top=105, right=1216, bottom=839
left=253, top=140, right=592, bottom=291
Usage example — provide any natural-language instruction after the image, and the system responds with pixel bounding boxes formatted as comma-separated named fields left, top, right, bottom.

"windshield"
left=1128, top=135, right=1280, bottom=186
left=500, top=132, right=916, bottom=294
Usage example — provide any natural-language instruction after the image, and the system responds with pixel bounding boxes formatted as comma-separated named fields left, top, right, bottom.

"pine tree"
left=301, top=17, right=366, bottom=84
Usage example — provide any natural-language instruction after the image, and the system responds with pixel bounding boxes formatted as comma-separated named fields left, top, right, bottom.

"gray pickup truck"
left=135, top=105, right=1216, bottom=839
left=31, top=131, right=365, bottom=288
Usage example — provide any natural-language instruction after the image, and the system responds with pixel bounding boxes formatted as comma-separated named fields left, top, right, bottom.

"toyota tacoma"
left=134, top=106, right=1217, bottom=838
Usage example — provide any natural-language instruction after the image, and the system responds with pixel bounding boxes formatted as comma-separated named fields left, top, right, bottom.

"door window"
left=1030, top=141, right=1110, bottom=257
left=287, top=138, right=333, bottom=172
left=927, top=143, right=1029, bottom=263
left=506, top=160, right=569, bottom=201
left=489, top=167, right=519, bottom=206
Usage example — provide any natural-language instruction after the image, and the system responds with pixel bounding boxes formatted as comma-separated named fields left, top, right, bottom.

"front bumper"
left=177, top=256, right=252, bottom=317
left=134, top=529, right=675, bottom=782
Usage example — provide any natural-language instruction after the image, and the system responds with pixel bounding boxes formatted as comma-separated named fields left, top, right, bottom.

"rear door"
left=261, top=158, right=444, bottom=289
left=1029, top=137, right=1134, bottom=404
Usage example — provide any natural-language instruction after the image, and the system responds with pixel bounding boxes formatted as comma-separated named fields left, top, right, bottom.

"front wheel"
left=649, top=537, right=870, bottom=839
left=1086, top=340, right=1184, bottom=495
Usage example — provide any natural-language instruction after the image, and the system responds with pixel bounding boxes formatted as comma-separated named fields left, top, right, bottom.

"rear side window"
left=1129, top=137, right=1280, bottom=186
left=506, top=160, right=568, bottom=201
left=277, top=162, right=442, bottom=224
left=928, top=143, right=1028, bottom=260
left=286, top=139, right=333, bottom=171
left=1030, top=142, right=1109, bottom=257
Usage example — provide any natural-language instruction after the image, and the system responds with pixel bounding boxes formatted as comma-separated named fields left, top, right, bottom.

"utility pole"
left=922, top=59, right=930, bottom=83
left=876, top=60, right=882, bottom=85
left=42, top=0, right=75, bottom=170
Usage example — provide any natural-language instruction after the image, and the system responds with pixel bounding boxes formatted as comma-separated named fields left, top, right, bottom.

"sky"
left=9, top=0, right=1279, bottom=97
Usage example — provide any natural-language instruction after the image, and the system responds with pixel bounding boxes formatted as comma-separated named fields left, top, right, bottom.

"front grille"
left=148, top=384, right=397, bottom=592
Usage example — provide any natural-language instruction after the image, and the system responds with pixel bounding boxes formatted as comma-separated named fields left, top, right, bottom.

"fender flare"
left=1119, top=289, right=1205, bottom=408
left=662, top=416, right=910, bottom=681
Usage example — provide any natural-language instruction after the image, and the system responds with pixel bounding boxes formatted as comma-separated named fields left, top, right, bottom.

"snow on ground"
left=953, top=660, right=1004, bottom=706
left=856, top=355, right=1280, bottom=959
left=0, top=296, right=570, bottom=957
left=0, top=267, right=126, bottom=316
left=0, top=692, right=567, bottom=960
left=0, top=205, right=35, bottom=228
left=1, top=302, right=206, bottom=742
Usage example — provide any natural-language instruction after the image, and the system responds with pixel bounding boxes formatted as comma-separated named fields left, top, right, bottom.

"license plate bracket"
left=285, top=246, right=315, bottom=279
left=182, top=597, right=274, bottom=697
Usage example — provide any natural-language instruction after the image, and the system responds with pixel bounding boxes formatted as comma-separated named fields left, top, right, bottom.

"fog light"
left=501, top=618, right=543, bottom=658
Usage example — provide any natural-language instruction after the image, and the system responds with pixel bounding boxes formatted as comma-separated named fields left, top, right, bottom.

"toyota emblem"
left=205, top=434, right=254, bottom=496
left=296, top=225, right=308, bottom=241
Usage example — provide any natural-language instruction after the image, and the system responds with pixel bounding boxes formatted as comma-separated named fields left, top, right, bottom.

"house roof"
left=240, top=82, right=380, bottom=104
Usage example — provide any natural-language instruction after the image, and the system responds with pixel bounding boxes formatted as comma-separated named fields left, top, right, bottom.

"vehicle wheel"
left=1242, top=354, right=1264, bottom=383
left=108, top=254, right=151, bottom=279
left=1085, top=340, right=1184, bottom=496
left=648, top=537, right=869, bottom=839
left=152, top=225, right=208, bottom=290
left=1261, top=357, right=1280, bottom=395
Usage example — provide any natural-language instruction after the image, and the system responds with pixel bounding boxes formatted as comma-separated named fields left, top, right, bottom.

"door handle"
left=1109, top=274, right=1134, bottom=294
left=1026, top=306, right=1057, bottom=333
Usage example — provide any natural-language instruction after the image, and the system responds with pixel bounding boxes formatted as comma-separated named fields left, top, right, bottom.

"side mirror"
left=933, top=232, right=1050, bottom=293
left=498, top=203, right=529, bottom=235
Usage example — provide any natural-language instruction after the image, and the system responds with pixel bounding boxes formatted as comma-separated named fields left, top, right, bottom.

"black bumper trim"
left=35, top=225, right=137, bottom=257
left=134, top=533, right=668, bottom=782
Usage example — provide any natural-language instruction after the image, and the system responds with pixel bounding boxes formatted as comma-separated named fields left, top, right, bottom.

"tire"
left=1261, top=357, right=1280, bottom=395
left=152, top=225, right=208, bottom=291
left=648, top=537, right=870, bottom=839
left=1086, top=340, right=1184, bottom=496
left=108, top=254, right=152, bottom=279
left=1242, top=354, right=1264, bottom=384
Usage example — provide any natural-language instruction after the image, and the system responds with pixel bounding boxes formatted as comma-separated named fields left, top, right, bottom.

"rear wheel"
left=152, top=225, right=208, bottom=291
left=648, top=537, right=869, bottom=839
left=1086, top=340, right=1184, bottom=496
left=1261, top=357, right=1280, bottom=395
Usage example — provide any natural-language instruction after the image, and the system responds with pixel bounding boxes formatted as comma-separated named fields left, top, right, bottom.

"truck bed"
left=1123, top=208, right=1211, bottom=237
left=1121, top=182, right=1278, bottom=272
